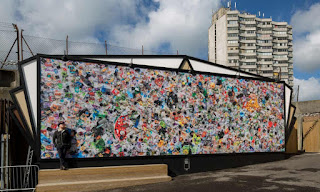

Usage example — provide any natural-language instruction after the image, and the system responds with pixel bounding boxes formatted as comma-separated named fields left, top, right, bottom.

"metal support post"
left=5, top=133, right=8, bottom=188
left=21, top=31, right=34, bottom=56
left=13, top=24, right=20, bottom=62
left=66, top=35, right=69, bottom=55
left=21, top=29, right=23, bottom=60
left=297, top=85, right=299, bottom=102
left=1, top=135, right=4, bottom=190
left=23, top=146, right=33, bottom=188
left=105, top=41, right=108, bottom=55
left=0, top=39, right=17, bottom=69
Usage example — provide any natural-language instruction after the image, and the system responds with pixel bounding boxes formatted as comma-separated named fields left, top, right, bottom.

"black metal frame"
left=284, top=84, right=293, bottom=153
left=283, top=85, right=290, bottom=130
left=287, top=85, right=294, bottom=126
left=64, top=54, right=293, bottom=90
left=16, top=54, right=290, bottom=164
left=285, top=104, right=297, bottom=145
left=51, top=54, right=271, bottom=80
left=17, top=56, right=39, bottom=138
left=7, top=105, right=35, bottom=149
left=178, top=58, right=194, bottom=72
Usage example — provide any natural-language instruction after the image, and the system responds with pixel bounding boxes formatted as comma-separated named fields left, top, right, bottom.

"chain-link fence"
left=0, top=22, right=174, bottom=71
left=21, top=34, right=171, bottom=57
left=0, top=23, right=19, bottom=70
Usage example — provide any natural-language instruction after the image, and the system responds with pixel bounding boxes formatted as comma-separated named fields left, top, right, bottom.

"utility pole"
left=105, top=41, right=107, bottom=55
left=66, top=35, right=69, bottom=55
left=21, top=29, right=24, bottom=60
left=296, top=85, right=302, bottom=152
left=13, top=24, right=20, bottom=62
left=297, top=85, right=299, bottom=102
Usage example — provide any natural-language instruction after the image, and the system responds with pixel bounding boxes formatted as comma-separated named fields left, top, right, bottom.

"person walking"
left=53, top=122, right=71, bottom=170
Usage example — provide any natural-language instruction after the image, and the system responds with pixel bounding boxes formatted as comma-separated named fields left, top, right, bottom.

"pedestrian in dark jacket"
left=53, top=122, right=71, bottom=170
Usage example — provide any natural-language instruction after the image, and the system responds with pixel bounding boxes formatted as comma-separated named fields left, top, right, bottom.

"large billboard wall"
left=40, top=58, right=285, bottom=159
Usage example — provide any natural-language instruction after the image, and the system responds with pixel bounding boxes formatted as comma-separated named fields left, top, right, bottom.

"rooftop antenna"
left=235, top=2, right=237, bottom=10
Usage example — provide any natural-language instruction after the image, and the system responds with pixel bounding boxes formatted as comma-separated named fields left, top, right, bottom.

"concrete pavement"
left=105, top=153, right=320, bottom=192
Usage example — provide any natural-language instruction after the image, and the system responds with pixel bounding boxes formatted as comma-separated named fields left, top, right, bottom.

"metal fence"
left=22, top=35, right=174, bottom=58
left=21, top=35, right=170, bottom=57
left=0, top=22, right=173, bottom=71
left=0, top=165, right=39, bottom=191
left=0, top=99, right=35, bottom=191
left=0, top=100, right=12, bottom=190
left=0, top=23, right=19, bottom=70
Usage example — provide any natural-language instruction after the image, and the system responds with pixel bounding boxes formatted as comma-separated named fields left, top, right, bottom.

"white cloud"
left=109, top=0, right=221, bottom=56
left=0, top=0, right=149, bottom=42
left=291, top=2, right=320, bottom=72
left=291, top=3, right=320, bottom=35
left=294, top=77, right=320, bottom=101
left=0, top=0, right=221, bottom=57
left=293, top=30, right=320, bottom=71
left=0, top=0, right=161, bottom=59
left=0, top=0, right=16, bottom=22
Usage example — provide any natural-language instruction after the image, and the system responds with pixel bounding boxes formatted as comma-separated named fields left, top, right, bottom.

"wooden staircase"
left=36, top=164, right=171, bottom=191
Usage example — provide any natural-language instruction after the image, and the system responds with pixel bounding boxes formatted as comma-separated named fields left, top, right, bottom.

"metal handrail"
left=0, top=165, right=39, bottom=191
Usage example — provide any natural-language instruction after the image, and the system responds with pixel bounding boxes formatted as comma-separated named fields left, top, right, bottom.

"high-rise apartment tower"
left=208, top=7, right=293, bottom=86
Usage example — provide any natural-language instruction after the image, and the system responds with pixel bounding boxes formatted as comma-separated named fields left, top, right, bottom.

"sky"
left=0, top=0, right=320, bottom=101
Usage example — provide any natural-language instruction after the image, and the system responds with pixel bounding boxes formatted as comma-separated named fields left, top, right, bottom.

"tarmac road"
left=107, top=153, right=320, bottom=192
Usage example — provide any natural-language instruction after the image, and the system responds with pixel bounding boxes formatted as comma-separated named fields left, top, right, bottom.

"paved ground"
left=108, top=153, right=320, bottom=192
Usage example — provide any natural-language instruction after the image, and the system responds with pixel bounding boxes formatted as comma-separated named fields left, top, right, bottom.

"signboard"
left=39, top=58, right=285, bottom=159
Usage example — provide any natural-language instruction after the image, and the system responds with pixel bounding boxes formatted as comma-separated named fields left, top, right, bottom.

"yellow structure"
left=287, top=100, right=320, bottom=153
left=302, top=116, right=320, bottom=152
left=286, top=123, right=298, bottom=153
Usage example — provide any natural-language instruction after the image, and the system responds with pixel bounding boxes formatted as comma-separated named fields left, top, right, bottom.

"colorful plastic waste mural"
left=40, top=58, right=285, bottom=159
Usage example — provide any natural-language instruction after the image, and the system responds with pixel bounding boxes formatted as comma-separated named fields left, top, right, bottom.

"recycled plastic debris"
left=40, top=58, right=285, bottom=159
